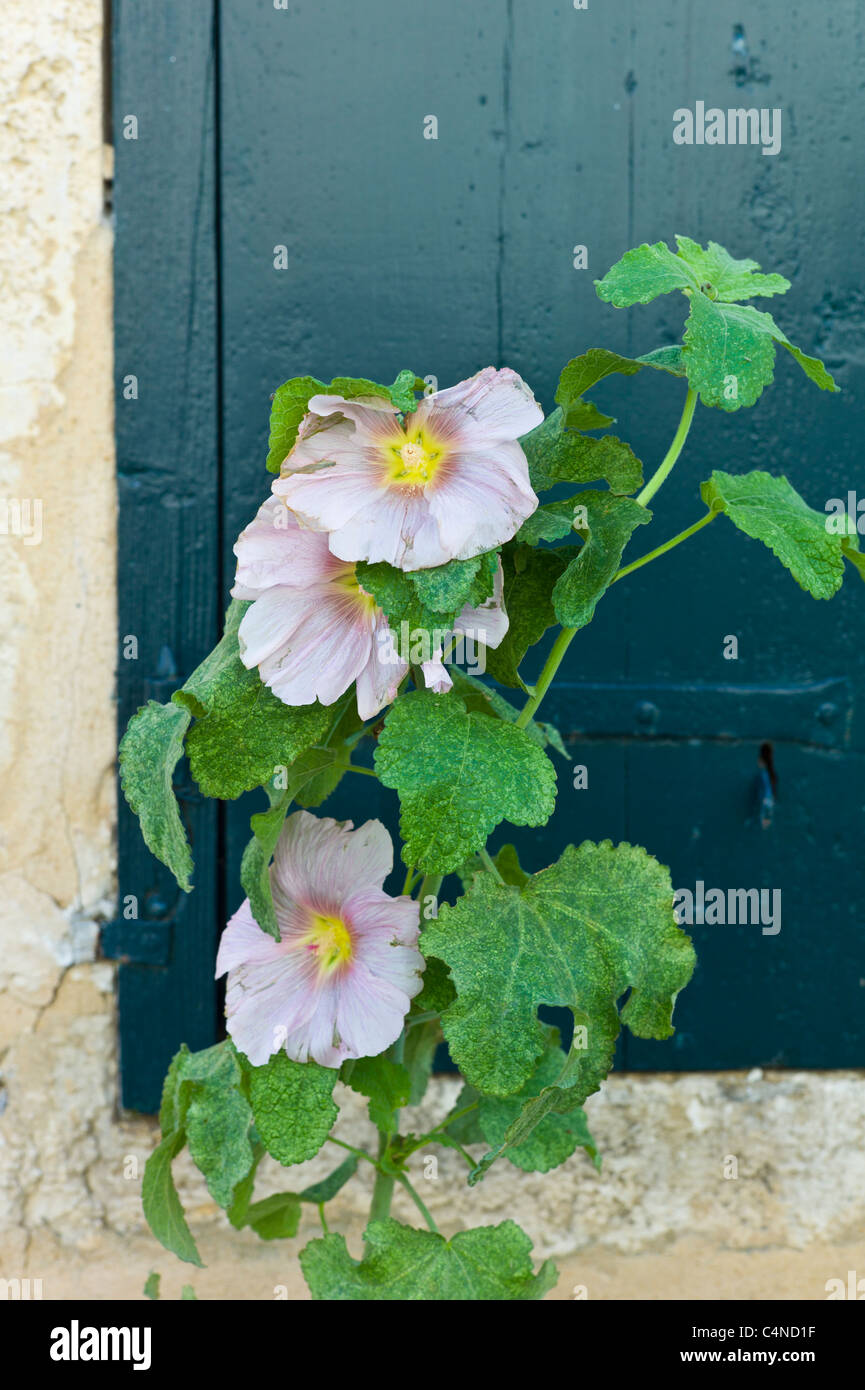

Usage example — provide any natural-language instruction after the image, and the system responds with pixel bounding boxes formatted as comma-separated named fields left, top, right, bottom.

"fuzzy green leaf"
left=673, top=235, right=791, bottom=301
left=266, top=373, right=418, bottom=474
left=682, top=294, right=837, bottom=410
left=412, top=955, right=456, bottom=1015
left=142, top=1133, right=203, bottom=1268
left=520, top=409, right=643, bottom=495
left=423, top=840, right=695, bottom=1100
left=244, top=1192, right=302, bottom=1241
left=701, top=469, right=847, bottom=600
left=300, top=1217, right=557, bottom=1301
left=464, top=1030, right=601, bottom=1183
left=343, top=1055, right=412, bottom=1134
left=595, top=240, right=699, bottom=306
left=485, top=546, right=569, bottom=689
left=552, top=492, right=651, bottom=628
left=175, top=601, right=331, bottom=799
left=246, top=1051, right=339, bottom=1167
left=299, top=1155, right=359, bottom=1205
left=119, top=700, right=193, bottom=893
left=374, top=691, right=557, bottom=873
left=409, top=550, right=498, bottom=616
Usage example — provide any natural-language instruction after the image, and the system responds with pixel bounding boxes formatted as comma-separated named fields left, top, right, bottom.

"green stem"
left=416, top=874, right=443, bottom=907
left=368, top=1134, right=396, bottom=1225
left=397, top=1174, right=439, bottom=1233
left=611, top=509, right=718, bottom=585
left=515, top=625, right=577, bottom=730
left=401, top=1101, right=479, bottom=1158
left=326, top=1137, right=378, bottom=1166
left=344, top=763, right=378, bottom=778
left=635, top=385, right=698, bottom=508
left=478, top=846, right=505, bottom=884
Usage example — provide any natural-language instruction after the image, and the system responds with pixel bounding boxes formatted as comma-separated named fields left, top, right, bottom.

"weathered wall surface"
left=0, top=2, right=862, bottom=1301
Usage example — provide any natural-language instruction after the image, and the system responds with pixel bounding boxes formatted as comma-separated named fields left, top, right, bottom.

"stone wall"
left=0, top=2, right=862, bottom=1300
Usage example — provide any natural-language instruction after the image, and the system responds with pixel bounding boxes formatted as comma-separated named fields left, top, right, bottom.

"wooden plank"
left=111, top=0, right=221, bottom=1111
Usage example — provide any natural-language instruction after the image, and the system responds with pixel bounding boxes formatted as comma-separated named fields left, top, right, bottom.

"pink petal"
left=454, top=555, right=510, bottom=649
left=416, top=366, right=543, bottom=446
left=272, top=812, right=394, bottom=909
left=426, top=444, right=537, bottom=558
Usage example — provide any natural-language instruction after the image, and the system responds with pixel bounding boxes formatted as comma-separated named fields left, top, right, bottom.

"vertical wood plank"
left=112, top=0, right=221, bottom=1111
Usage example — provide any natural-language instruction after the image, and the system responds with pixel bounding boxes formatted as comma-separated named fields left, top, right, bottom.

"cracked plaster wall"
left=0, top=2, right=863, bottom=1293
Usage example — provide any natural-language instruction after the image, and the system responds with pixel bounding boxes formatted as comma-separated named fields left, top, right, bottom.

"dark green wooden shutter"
left=112, top=0, right=865, bottom=1109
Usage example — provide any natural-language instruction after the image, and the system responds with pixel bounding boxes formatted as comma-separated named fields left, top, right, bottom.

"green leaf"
left=701, top=470, right=847, bottom=600
left=162, top=1042, right=255, bottom=1212
left=682, top=293, right=837, bottom=410
left=422, top=839, right=695, bottom=1100
left=175, top=601, right=331, bottom=799
left=181, top=1285, right=197, bottom=1300
left=595, top=238, right=836, bottom=410
left=554, top=348, right=642, bottom=429
left=374, top=691, right=557, bottom=873
left=300, top=1217, right=557, bottom=1300
left=673, top=235, right=791, bottom=301
left=521, top=409, right=643, bottom=495
left=636, top=344, right=687, bottom=376
left=240, top=787, right=290, bottom=941
left=343, top=1055, right=412, bottom=1134
left=119, top=700, right=193, bottom=893
left=266, top=375, right=327, bottom=474
left=388, top=369, right=425, bottom=413
left=412, top=955, right=456, bottom=1015
left=244, top=1192, right=302, bottom=1241
left=142, top=1133, right=203, bottom=1268
left=403, top=1019, right=442, bottom=1105
left=516, top=498, right=581, bottom=545
left=143, top=1272, right=161, bottom=1300
left=446, top=670, right=565, bottom=756
left=492, top=843, right=530, bottom=887
left=552, top=492, right=651, bottom=629
left=266, top=373, right=417, bottom=474
left=298, top=1155, right=359, bottom=1205
left=842, top=530, right=865, bottom=582
left=468, top=1030, right=600, bottom=1182
left=595, top=240, right=699, bottom=306
left=409, top=550, right=498, bottom=617
left=185, top=1077, right=255, bottom=1212
left=485, top=546, right=568, bottom=689
left=246, top=1051, right=339, bottom=1166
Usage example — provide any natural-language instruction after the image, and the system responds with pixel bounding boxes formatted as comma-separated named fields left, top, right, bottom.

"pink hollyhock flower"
left=272, top=367, right=543, bottom=570
left=216, top=812, right=423, bottom=1068
left=232, top=495, right=509, bottom=718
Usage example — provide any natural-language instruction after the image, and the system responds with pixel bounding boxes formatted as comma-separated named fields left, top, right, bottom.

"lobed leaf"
left=552, top=491, right=651, bottom=629
left=374, top=691, right=557, bottom=873
left=701, top=469, right=847, bottom=599
left=300, top=1217, right=557, bottom=1301
left=422, top=839, right=696, bottom=1100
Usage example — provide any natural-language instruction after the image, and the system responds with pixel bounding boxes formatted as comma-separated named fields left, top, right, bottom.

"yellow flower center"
left=333, top=567, right=379, bottom=617
left=304, top=912, right=353, bottom=974
left=386, top=428, right=445, bottom=487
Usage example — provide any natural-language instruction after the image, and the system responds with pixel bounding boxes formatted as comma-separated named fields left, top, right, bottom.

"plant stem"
left=400, top=1101, right=479, bottom=1158
left=478, top=846, right=505, bottom=883
left=368, top=1134, right=396, bottom=1224
left=635, top=385, right=698, bottom=507
left=397, top=1174, right=440, bottom=1233
left=326, top=1136, right=378, bottom=1166
left=515, top=624, right=577, bottom=730
left=611, top=509, right=718, bottom=585
left=345, top=763, right=378, bottom=778
left=416, top=874, right=443, bottom=907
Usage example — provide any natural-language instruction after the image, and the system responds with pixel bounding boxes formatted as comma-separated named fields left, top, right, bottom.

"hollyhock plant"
left=232, top=494, right=509, bottom=717
left=216, top=811, right=422, bottom=1067
left=272, top=366, right=543, bottom=570
left=120, top=237, right=851, bottom=1300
